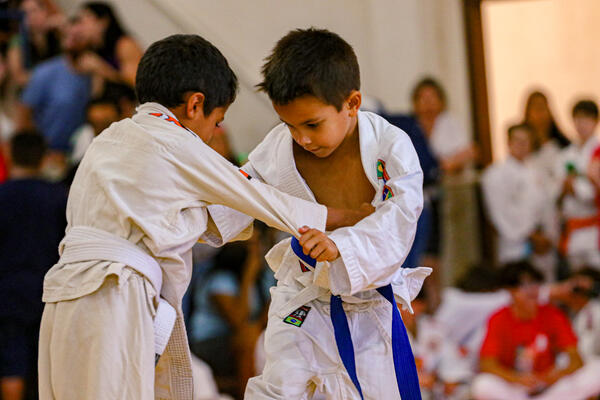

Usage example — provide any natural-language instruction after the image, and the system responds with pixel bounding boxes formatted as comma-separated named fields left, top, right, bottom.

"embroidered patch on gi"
left=377, top=159, right=394, bottom=200
left=377, top=159, right=390, bottom=181
left=283, top=306, right=311, bottom=327
left=382, top=184, right=394, bottom=201
left=239, top=169, right=252, bottom=180
left=299, top=261, right=310, bottom=273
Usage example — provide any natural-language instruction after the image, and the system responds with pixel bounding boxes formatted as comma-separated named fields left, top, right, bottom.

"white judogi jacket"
left=242, top=111, right=431, bottom=313
left=555, top=135, right=600, bottom=263
left=42, top=102, right=328, bottom=399
left=481, top=156, right=548, bottom=263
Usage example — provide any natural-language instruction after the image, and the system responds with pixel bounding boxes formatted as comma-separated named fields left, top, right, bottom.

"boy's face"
left=509, top=275, right=540, bottom=316
left=573, top=113, right=598, bottom=141
left=508, top=128, right=532, bottom=161
left=273, top=93, right=360, bottom=158
left=189, top=106, right=228, bottom=143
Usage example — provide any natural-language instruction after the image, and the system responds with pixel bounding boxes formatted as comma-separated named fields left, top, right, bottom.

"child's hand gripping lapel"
left=298, top=226, right=339, bottom=262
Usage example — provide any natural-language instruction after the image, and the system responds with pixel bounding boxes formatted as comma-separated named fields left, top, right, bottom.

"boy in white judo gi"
left=481, top=124, right=556, bottom=280
left=38, top=34, right=369, bottom=400
left=243, top=28, right=431, bottom=399
left=556, top=100, right=600, bottom=269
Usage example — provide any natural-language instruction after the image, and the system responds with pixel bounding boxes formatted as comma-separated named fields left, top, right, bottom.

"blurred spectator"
left=523, top=91, right=570, bottom=190
left=76, top=2, right=143, bottom=87
left=0, top=131, right=67, bottom=400
left=15, top=17, right=92, bottom=176
left=7, top=0, right=64, bottom=88
left=388, top=77, right=477, bottom=307
left=189, top=227, right=273, bottom=398
left=69, top=93, right=121, bottom=164
left=481, top=124, right=556, bottom=281
left=401, top=290, right=471, bottom=400
left=561, top=268, right=600, bottom=362
left=556, top=100, right=600, bottom=270
left=471, top=262, right=595, bottom=400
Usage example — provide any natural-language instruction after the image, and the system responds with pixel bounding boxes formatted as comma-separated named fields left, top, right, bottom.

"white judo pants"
left=471, top=359, right=600, bottom=400
left=38, top=270, right=158, bottom=400
left=245, top=283, right=401, bottom=400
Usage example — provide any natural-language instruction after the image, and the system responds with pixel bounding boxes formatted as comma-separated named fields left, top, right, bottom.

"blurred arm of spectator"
left=479, top=357, right=539, bottom=390
left=76, top=40, right=142, bottom=87
left=536, top=346, right=582, bottom=386
left=15, top=102, right=35, bottom=132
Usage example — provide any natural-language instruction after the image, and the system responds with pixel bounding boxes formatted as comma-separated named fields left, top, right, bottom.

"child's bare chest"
left=294, top=148, right=376, bottom=210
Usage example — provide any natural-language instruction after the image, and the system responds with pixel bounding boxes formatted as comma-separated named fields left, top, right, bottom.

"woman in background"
left=76, top=2, right=142, bottom=87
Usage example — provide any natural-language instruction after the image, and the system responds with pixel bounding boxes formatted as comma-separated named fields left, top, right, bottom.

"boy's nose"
left=297, top=134, right=312, bottom=147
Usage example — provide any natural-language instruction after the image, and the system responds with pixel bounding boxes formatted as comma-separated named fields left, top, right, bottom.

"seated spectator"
left=556, top=100, right=600, bottom=270
left=482, top=124, right=556, bottom=280
left=0, top=131, right=67, bottom=400
left=561, top=268, right=600, bottom=362
left=471, top=262, right=596, bottom=400
left=401, top=290, right=471, bottom=400
left=189, top=226, right=273, bottom=398
left=7, top=0, right=64, bottom=88
left=76, top=2, right=143, bottom=87
left=15, top=17, right=92, bottom=174
left=69, top=93, right=121, bottom=164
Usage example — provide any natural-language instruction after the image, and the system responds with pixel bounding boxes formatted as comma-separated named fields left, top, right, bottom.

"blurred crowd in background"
left=0, top=1, right=599, bottom=400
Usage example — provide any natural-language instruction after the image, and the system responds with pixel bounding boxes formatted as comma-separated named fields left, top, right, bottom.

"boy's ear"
left=346, top=90, right=362, bottom=117
left=185, top=92, right=206, bottom=119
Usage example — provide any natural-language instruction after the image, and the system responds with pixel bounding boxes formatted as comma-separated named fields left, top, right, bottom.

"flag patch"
left=382, top=185, right=394, bottom=201
left=283, top=306, right=311, bottom=327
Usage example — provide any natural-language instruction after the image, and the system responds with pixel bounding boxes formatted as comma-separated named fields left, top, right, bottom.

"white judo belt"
left=58, top=226, right=176, bottom=364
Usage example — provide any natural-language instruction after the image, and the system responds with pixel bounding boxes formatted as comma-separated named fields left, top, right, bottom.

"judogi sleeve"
left=200, top=164, right=263, bottom=246
left=327, top=131, right=424, bottom=296
left=174, top=138, right=326, bottom=242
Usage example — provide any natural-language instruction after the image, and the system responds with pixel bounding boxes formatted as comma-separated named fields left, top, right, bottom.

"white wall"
left=483, top=0, right=600, bottom=161
left=57, top=0, right=472, bottom=154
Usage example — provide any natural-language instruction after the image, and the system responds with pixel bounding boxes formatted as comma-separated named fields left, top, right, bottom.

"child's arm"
left=200, top=161, right=372, bottom=247
left=324, top=132, right=425, bottom=296
left=175, top=138, right=360, bottom=244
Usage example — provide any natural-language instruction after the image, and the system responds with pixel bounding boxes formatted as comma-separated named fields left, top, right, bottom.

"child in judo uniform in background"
left=243, top=28, right=431, bottom=400
left=38, top=34, right=369, bottom=400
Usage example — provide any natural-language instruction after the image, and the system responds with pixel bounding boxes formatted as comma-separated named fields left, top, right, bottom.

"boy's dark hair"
left=411, top=77, right=447, bottom=108
left=572, top=99, right=599, bottom=119
left=135, top=34, right=238, bottom=114
left=500, top=261, right=544, bottom=288
left=507, top=123, right=533, bottom=141
left=571, top=267, right=600, bottom=298
left=455, top=264, right=501, bottom=293
left=10, top=131, right=47, bottom=169
left=257, top=28, right=360, bottom=110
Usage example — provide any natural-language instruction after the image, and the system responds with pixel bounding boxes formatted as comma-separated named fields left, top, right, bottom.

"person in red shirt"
left=472, top=261, right=585, bottom=400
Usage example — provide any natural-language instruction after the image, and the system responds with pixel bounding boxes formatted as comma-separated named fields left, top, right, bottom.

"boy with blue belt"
left=38, top=34, right=366, bottom=400
left=244, top=28, right=431, bottom=399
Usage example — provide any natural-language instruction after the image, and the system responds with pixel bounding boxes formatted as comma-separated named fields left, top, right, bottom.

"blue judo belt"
left=291, top=237, right=422, bottom=399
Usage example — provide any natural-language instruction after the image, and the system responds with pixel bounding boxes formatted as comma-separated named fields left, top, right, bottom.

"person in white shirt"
left=482, top=124, right=555, bottom=279
left=556, top=100, right=600, bottom=270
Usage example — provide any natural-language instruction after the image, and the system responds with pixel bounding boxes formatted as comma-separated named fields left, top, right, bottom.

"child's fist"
left=298, top=227, right=339, bottom=262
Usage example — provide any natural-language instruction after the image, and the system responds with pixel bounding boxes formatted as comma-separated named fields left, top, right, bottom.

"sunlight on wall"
left=482, top=0, right=600, bottom=161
